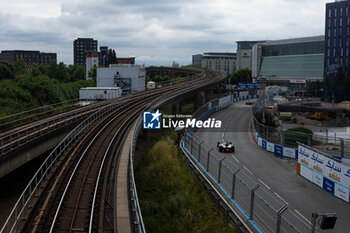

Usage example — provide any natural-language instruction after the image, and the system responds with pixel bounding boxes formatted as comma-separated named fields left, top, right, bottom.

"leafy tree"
left=67, top=64, right=77, bottom=76
left=55, top=62, right=70, bottom=82
left=12, top=59, right=27, bottom=76
left=72, top=65, right=85, bottom=81
left=88, top=65, right=97, bottom=82
left=30, top=63, right=41, bottom=77
left=47, top=61, right=57, bottom=79
left=107, top=49, right=117, bottom=64
left=17, top=74, right=63, bottom=104
left=0, top=62, right=15, bottom=80
left=47, top=62, right=69, bottom=82
left=229, top=68, right=252, bottom=85
left=38, top=64, right=48, bottom=75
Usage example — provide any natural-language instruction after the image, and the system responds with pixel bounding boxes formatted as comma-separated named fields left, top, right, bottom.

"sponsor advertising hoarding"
left=298, top=145, right=350, bottom=203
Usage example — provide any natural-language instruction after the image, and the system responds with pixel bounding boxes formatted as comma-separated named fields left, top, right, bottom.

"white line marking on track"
left=294, top=209, right=311, bottom=225
left=243, top=165, right=253, bottom=175
left=258, top=178, right=271, bottom=190
left=231, top=155, right=240, bottom=163
left=274, top=192, right=289, bottom=205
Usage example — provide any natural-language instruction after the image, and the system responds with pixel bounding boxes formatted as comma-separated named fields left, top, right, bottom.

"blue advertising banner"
left=238, top=83, right=262, bottom=89
left=323, top=177, right=335, bottom=195
left=275, top=145, right=283, bottom=156
left=262, top=140, right=267, bottom=150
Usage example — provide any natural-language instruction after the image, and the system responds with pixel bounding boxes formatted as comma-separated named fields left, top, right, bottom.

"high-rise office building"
left=73, top=38, right=98, bottom=66
left=324, top=0, right=350, bottom=77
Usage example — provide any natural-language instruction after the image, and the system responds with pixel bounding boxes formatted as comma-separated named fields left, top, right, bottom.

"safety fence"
left=0, top=69, right=209, bottom=233
left=0, top=103, right=99, bottom=155
left=0, top=99, right=130, bottom=233
left=181, top=96, right=313, bottom=233
left=0, top=99, right=80, bottom=131
left=252, top=99, right=350, bottom=159
left=129, top=112, right=146, bottom=233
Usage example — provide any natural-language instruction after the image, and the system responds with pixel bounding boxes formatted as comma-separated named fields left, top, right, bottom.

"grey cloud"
left=0, top=0, right=329, bottom=65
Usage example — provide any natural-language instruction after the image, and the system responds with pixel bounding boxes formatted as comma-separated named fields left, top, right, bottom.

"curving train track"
left=1, top=68, right=226, bottom=233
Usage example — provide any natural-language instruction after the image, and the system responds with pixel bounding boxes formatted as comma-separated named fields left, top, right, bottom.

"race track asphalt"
left=197, top=100, right=350, bottom=233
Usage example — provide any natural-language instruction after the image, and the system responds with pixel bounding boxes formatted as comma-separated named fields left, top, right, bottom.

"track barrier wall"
left=182, top=95, right=313, bottom=233
left=297, top=144, right=350, bottom=204
left=251, top=98, right=350, bottom=204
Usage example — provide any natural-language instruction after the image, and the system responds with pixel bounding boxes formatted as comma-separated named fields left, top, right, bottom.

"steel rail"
left=1, top=68, right=223, bottom=233
left=89, top=108, right=139, bottom=233
left=48, top=99, right=156, bottom=233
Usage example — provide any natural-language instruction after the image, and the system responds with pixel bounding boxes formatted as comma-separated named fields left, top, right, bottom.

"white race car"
left=217, top=141, right=235, bottom=153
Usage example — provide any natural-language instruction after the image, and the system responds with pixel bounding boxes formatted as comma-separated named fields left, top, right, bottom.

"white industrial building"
left=79, top=87, right=122, bottom=101
left=97, top=64, right=146, bottom=94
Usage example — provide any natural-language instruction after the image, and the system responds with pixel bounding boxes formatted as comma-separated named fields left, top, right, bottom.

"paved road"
left=198, top=100, right=350, bottom=233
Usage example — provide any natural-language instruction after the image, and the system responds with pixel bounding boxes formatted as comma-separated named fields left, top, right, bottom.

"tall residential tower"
left=324, top=0, right=350, bottom=77
left=73, top=38, right=98, bottom=66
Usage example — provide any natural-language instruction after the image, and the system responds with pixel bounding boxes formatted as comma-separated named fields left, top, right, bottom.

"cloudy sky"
left=0, top=0, right=330, bottom=66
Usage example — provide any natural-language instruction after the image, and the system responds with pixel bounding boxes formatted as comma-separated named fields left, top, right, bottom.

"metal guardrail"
left=127, top=70, right=207, bottom=233
left=0, top=99, right=126, bottom=233
left=182, top=97, right=313, bottom=233
left=0, top=72, right=204, bottom=156
left=0, top=69, right=207, bottom=233
left=252, top=98, right=350, bottom=158
left=129, top=114, right=146, bottom=233
left=0, top=99, right=80, bottom=130
left=0, top=104, right=99, bottom=155
left=1, top=68, right=219, bottom=233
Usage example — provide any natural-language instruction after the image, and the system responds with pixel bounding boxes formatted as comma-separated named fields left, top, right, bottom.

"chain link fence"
left=252, top=99, right=350, bottom=159
left=182, top=96, right=313, bottom=233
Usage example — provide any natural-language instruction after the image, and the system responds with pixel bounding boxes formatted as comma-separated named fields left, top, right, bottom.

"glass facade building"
left=324, top=0, right=350, bottom=77
left=258, top=36, right=325, bottom=80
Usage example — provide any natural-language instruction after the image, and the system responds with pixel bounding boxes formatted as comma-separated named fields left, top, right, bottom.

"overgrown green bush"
left=136, top=135, right=235, bottom=233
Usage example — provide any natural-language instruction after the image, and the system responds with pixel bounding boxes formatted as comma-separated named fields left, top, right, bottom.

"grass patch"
left=285, top=127, right=313, bottom=145
left=135, top=133, right=235, bottom=233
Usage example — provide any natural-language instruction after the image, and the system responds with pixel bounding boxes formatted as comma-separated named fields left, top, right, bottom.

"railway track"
left=0, top=67, right=203, bottom=156
left=0, top=84, right=181, bottom=156
left=25, top=98, right=151, bottom=233
left=1, top=69, right=226, bottom=233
